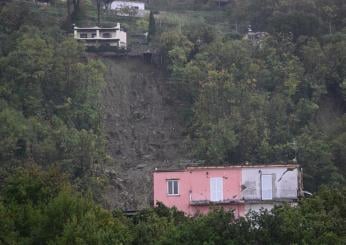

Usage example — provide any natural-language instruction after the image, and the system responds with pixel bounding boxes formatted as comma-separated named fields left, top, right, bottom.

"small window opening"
left=167, top=179, right=179, bottom=195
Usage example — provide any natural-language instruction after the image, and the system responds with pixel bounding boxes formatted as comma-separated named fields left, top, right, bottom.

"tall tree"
left=102, top=0, right=113, bottom=10
left=148, top=11, right=156, bottom=42
left=96, top=0, right=102, bottom=25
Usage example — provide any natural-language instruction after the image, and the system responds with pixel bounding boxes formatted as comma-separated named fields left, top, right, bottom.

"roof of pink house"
left=154, top=163, right=300, bottom=172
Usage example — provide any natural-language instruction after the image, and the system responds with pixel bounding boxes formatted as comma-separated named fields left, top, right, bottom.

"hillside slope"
left=100, top=57, right=190, bottom=209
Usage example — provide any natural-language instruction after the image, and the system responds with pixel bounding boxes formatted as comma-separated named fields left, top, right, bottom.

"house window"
left=210, top=177, right=223, bottom=202
left=80, top=33, right=87, bottom=38
left=102, top=33, right=111, bottom=38
left=167, top=179, right=179, bottom=195
left=91, top=33, right=97, bottom=38
left=261, top=174, right=273, bottom=200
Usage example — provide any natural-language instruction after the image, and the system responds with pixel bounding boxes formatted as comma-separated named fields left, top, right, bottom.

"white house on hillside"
left=73, top=23, right=127, bottom=49
left=243, top=26, right=268, bottom=47
left=107, top=1, right=146, bottom=17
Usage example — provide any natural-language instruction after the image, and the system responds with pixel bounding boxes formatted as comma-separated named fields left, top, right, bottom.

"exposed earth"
left=100, top=57, right=191, bottom=210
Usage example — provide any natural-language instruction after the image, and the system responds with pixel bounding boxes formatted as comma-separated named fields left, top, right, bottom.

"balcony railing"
left=190, top=197, right=298, bottom=206
left=243, top=197, right=298, bottom=203
left=190, top=199, right=244, bottom=206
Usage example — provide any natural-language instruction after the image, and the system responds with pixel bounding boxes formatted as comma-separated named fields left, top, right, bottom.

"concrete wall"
left=110, top=1, right=145, bottom=10
left=116, top=30, right=127, bottom=48
left=75, top=30, right=118, bottom=39
left=153, top=171, right=189, bottom=214
left=74, top=28, right=127, bottom=49
left=245, top=203, right=274, bottom=214
left=245, top=202, right=299, bottom=214
left=188, top=168, right=243, bottom=216
left=153, top=165, right=299, bottom=217
left=191, top=204, right=244, bottom=217
left=188, top=168, right=242, bottom=202
left=241, top=166, right=299, bottom=200
left=153, top=167, right=244, bottom=216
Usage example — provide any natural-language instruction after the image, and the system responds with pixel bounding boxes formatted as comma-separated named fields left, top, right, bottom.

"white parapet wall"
left=241, top=165, right=300, bottom=214
left=110, top=1, right=145, bottom=10
left=73, top=23, right=127, bottom=49
left=241, top=165, right=299, bottom=201
left=116, top=30, right=127, bottom=48
left=108, top=1, right=147, bottom=17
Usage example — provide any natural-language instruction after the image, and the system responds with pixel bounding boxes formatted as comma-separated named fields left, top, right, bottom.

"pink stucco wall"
left=153, top=167, right=244, bottom=217
left=153, top=170, right=189, bottom=213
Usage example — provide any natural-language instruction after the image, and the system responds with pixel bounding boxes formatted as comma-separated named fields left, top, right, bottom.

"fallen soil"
left=100, top=57, right=190, bottom=210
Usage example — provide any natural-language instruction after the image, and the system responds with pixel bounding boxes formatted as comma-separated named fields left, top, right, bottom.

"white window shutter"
left=210, top=178, right=215, bottom=201
left=173, top=180, right=178, bottom=194
left=218, top=177, right=223, bottom=201
left=210, top=177, right=223, bottom=202
left=261, top=175, right=273, bottom=200
left=168, top=181, right=172, bottom=194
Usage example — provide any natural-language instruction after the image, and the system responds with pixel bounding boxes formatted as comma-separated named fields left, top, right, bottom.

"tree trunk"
left=70, top=0, right=80, bottom=22
left=67, top=0, right=71, bottom=17
left=72, top=0, right=80, bottom=12
left=97, top=0, right=101, bottom=25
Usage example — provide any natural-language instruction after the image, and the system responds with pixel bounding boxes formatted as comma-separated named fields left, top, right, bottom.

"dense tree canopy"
left=157, top=0, right=346, bottom=191
left=0, top=1, right=107, bottom=187
left=0, top=0, right=345, bottom=243
left=0, top=167, right=132, bottom=244
left=0, top=167, right=345, bottom=244
left=227, top=0, right=346, bottom=37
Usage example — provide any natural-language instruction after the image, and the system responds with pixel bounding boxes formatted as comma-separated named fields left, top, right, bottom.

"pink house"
left=153, top=164, right=302, bottom=217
